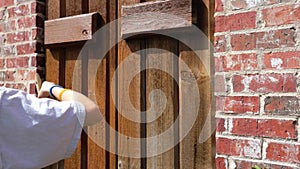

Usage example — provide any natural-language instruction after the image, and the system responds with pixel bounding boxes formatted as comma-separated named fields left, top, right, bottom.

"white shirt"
left=0, top=87, right=86, bottom=169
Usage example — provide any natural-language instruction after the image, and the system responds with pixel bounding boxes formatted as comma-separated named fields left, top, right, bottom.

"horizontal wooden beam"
left=45, top=12, right=100, bottom=46
left=121, top=0, right=192, bottom=39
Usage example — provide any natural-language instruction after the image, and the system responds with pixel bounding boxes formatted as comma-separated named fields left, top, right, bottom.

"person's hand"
left=38, top=81, right=55, bottom=98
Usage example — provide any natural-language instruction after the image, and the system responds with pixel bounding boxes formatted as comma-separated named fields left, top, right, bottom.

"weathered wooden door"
left=44, top=0, right=215, bottom=168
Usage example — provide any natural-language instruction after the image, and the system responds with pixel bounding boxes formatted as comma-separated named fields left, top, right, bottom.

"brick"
left=215, top=53, right=257, bottom=72
left=264, top=51, right=300, bottom=69
left=0, top=34, right=5, bottom=45
left=233, top=73, right=297, bottom=93
left=266, top=142, right=300, bottom=163
left=29, top=82, right=36, bottom=94
left=0, top=59, right=3, bottom=69
left=2, top=71, right=15, bottom=81
left=215, top=56, right=225, bottom=72
left=0, top=21, right=15, bottom=32
left=8, top=4, right=30, bottom=18
left=214, top=35, right=226, bottom=53
left=0, top=9, right=4, bottom=20
left=216, top=118, right=226, bottom=132
left=17, top=43, right=35, bottom=55
left=215, top=11, right=256, bottom=32
left=216, top=157, right=226, bottom=169
left=215, top=0, right=224, bottom=12
left=0, top=23, right=4, bottom=33
left=264, top=96, right=300, bottom=115
left=262, top=5, right=300, bottom=27
left=233, top=159, right=296, bottom=169
left=257, top=28, right=296, bottom=49
left=6, top=57, right=29, bottom=68
left=2, top=45, right=16, bottom=56
left=216, top=96, right=259, bottom=113
left=17, top=42, right=43, bottom=55
left=231, top=33, right=258, bottom=51
left=231, top=28, right=296, bottom=51
left=230, top=0, right=250, bottom=9
left=214, top=74, right=226, bottom=92
left=0, top=0, right=14, bottom=8
left=6, top=31, right=30, bottom=44
left=5, top=83, right=26, bottom=91
left=17, top=15, right=44, bottom=30
left=216, top=137, right=261, bottom=158
left=230, top=0, right=279, bottom=10
left=231, top=118, right=297, bottom=139
left=9, top=20, right=17, bottom=31
left=15, top=69, right=36, bottom=81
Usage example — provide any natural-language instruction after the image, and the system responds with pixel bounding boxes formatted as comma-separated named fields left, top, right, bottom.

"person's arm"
left=38, top=81, right=101, bottom=126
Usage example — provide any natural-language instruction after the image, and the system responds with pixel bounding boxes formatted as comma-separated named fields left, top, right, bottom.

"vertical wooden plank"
left=86, top=0, right=108, bottom=168
left=208, top=0, right=216, bottom=167
left=146, top=37, right=178, bottom=169
left=63, top=0, right=84, bottom=168
left=118, top=0, right=143, bottom=169
left=88, top=0, right=107, bottom=22
left=117, top=40, right=142, bottom=169
left=179, top=42, right=212, bottom=169
left=108, top=40, right=118, bottom=169
left=44, top=0, right=65, bottom=168
left=85, top=45, right=107, bottom=169
left=63, top=46, right=83, bottom=169
left=107, top=0, right=118, bottom=168
left=86, top=0, right=118, bottom=168
left=179, top=0, right=215, bottom=168
left=45, top=0, right=61, bottom=87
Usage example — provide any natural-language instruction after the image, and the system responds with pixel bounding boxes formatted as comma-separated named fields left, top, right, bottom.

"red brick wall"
left=214, top=0, right=300, bottom=168
left=0, top=0, right=45, bottom=94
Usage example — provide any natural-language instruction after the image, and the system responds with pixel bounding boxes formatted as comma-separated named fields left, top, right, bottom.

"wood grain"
left=118, top=0, right=143, bottom=169
left=86, top=44, right=107, bottom=169
left=178, top=0, right=215, bottom=166
left=45, top=12, right=99, bottom=45
left=62, top=0, right=84, bottom=168
left=44, top=0, right=65, bottom=168
left=87, top=0, right=118, bottom=168
left=117, top=40, right=142, bottom=169
left=145, top=37, right=178, bottom=169
left=121, top=0, right=192, bottom=38
left=85, top=0, right=108, bottom=168
left=106, top=0, right=118, bottom=168
left=178, top=41, right=212, bottom=169
left=63, top=46, right=83, bottom=169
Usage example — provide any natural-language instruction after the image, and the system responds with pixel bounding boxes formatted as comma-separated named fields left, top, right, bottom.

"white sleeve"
left=0, top=87, right=86, bottom=169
